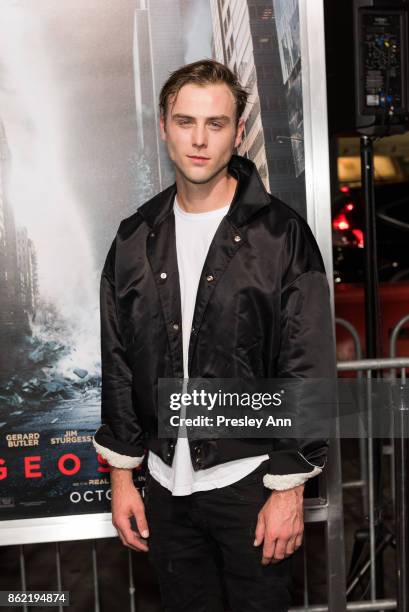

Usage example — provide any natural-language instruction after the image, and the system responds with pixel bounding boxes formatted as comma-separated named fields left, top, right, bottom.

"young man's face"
left=159, top=82, right=245, bottom=185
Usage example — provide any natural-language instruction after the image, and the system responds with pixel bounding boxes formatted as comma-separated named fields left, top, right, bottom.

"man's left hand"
left=253, top=484, right=304, bottom=565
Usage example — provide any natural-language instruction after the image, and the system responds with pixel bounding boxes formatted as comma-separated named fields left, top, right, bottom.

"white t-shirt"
left=147, top=194, right=269, bottom=495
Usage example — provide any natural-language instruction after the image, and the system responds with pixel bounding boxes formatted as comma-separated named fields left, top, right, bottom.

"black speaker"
left=325, top=0, right=409, bottom=136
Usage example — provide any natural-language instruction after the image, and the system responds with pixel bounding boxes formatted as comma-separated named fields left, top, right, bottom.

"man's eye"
left=176, top=120, right=222, bottom=128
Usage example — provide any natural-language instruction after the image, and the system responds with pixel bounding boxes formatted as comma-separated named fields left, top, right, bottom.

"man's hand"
left=254, top=484, right=304, bottom=565
left=110, top=467, right=149, bottom=552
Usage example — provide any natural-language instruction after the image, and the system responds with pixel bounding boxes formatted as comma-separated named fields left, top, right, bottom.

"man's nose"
left=192, top=124, right=208, bottom=147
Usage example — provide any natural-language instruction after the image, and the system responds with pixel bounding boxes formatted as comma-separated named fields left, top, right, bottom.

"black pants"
left=144, top=459, right=293, bottom=612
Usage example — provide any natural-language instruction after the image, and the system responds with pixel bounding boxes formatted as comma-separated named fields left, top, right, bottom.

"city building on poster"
left=211, top=0, right=306, bottom=198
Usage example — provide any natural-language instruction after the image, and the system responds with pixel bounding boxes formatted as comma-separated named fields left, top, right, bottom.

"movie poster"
left=0, top=0, right=305, bottom=528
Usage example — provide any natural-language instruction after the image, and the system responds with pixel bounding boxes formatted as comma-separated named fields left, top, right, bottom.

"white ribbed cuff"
left=263, top=465, right=323, bottom=491
left=92, top=437, right=145, bottom=469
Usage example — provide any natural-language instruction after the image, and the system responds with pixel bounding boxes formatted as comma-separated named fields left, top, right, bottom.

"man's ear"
left=159, top=114, right=167, bottom=142
left=235, top=116, right=245, bottom=148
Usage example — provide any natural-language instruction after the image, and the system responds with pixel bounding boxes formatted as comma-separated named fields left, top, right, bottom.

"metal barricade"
left=11, top=541, right=136, bottom=612
left=334, top=356, right=409, bottom=612
left=336, top=319, right=369, bottom=516
left=290, top=355, right=409, bottom=611
left=387, top=314, right=409, bottom=511
left=389, top=314, right=409, bottom=373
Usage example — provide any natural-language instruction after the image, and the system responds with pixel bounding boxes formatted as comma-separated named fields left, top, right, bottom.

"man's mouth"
left=187, top=155, right=210, bottom=161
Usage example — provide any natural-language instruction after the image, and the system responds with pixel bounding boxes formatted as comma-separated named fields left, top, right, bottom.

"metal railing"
left=336, top=318, right=369, bottom=516
left=289, top=313, right=409, bottom=611
left=290, top=356, right=409, bottom=611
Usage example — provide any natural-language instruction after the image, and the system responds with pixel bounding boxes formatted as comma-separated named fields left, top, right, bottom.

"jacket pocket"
left=235, top=340, right=264, bottom=377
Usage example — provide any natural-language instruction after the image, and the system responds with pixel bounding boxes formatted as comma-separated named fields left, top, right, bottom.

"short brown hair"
left=159, top=59, right=249, bottom=126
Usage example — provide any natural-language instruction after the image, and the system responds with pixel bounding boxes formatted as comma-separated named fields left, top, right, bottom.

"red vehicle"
left=335, top=282, right=409, bottom=362
left=332, top=183, right=409, bottom=362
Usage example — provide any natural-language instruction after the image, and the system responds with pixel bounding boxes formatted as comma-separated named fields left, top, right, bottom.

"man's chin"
left=178, top=160, right=229, bottom=185
left=184, top=173, right=215, bottom=185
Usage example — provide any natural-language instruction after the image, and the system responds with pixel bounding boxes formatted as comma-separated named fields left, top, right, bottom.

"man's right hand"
left=110, top=467, right=149, bottom=552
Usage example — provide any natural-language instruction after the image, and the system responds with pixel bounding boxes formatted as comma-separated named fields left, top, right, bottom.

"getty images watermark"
left=156, top=377, right=409, bottom=439
left=168, top=387, right=289, bottom=429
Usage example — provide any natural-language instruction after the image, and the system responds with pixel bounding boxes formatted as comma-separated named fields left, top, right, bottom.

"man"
left=92, top=59, right=336, bottom=611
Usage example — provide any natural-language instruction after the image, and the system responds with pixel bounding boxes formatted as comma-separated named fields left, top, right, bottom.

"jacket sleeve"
left=263, top=215, right=336, bottom=491
left=92, top=236, right=146, bottom=469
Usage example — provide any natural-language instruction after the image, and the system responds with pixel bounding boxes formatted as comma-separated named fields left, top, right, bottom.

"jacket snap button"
left=234, top=234, right=241, bottom=242
left=160, top=272, right=167, bottom=279
left=150, top=231, right=155, bottom=238
left=206, top=274, right=214, bottom=282
left=172, top=322, right=179, bottom=331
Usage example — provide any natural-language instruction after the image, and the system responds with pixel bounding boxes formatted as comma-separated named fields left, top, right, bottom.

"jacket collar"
left=137, top=154, right=271, bottom=229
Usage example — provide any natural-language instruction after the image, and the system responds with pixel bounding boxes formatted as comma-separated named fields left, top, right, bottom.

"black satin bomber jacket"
left=92, top=154, right=337, bottom=490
